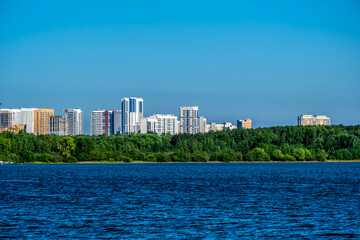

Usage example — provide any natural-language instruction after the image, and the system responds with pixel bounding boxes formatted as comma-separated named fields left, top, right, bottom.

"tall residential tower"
left=65, top=109, right=83, bottom=136
left=121, top=97, right=143, bottom=134
left=179, top=106, right=199, bottom=134
left=90, top=109, right=114, bottom=136
left=34, top=109, right=54, bottom=135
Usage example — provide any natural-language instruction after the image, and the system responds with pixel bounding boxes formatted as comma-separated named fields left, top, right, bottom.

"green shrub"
left=292, top=148, right=306, bottom=161
left=251, top=148, right=270, bottom=161
left=36, top=153, right=53, bottom=163
left=283, top=154, right=296, bottom=161
left=64, top=156, right=78, bottom=163
left=315, top=150, right=327, bottom=162
left=271, top=149, right=284, bottom=161
left=334, top=149, right=353, bottom=160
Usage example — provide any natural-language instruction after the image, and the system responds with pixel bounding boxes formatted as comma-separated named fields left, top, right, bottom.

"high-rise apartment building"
left=0, top=109, right=12, bottom=130
left=90, top=109, right=114, bottom=136
left=199, top=116, right=207, bottom=133
left=140, top=114, right=179, bottom=135
left=10, top=109, right=22, bottom=125
left=65, top=109, right=83, bottom=136
left=34, top=109, right=54, bottom=135
left=50, top=116, right=67, bottom=136
left=20, top=108, right=38, bottom=133
left=237, top=118, right=252, bottom=129
left=0, top=109, right=23, bottom=130
left=121, top=97, right=143, bottom=134
left=179, top=106, right=199, bottom=134
left=298, top=115, right=330, bottom=126
left=113, top=110, right=122, bottom=135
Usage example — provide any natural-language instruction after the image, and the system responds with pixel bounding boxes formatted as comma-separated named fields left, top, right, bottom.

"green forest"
left=0, top=125, right=360, bottom=163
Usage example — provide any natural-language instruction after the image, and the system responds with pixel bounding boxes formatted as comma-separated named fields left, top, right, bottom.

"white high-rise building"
left=65, top=109, right=83, bottom=136
left=113, top=110, right=122, bottom=135
left=10, top=109, right=22, bottom=125
left=140, top=114, right=179, bottom=135
left=180, top=106, right=199, bottom=134
left=176, top=120, right=180, bottom=135
left=20, top=108, right=38, bottom=133
left=121, top=97, right=143, bottom=134
left=199, top=116, right=207, bottom=133
left=90, top=109, right=113, bottom=136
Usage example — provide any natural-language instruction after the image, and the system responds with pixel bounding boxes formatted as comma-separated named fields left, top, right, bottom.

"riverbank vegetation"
left=0, top=125, right=359, bottom=163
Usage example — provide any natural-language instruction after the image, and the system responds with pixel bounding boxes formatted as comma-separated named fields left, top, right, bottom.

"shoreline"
left=18, top=160, right=360, bottom=164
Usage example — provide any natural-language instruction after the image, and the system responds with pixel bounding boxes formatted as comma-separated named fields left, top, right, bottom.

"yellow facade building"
left=298, top=115, right=331, bottom=126
left=34, top=109, right=54, bottom=135
left=237, top=118, right=252, bottom=129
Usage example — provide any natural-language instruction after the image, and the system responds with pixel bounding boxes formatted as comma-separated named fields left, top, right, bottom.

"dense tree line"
left=0, top=125, right=359, bottom=163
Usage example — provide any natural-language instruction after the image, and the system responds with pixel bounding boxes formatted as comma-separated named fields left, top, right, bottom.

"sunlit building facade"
left=121, top=97, right=143, bottom=134
left=20, top=108, right=38, bottom=134
left=65, top=109, right=83, bottom=136
left=180, top=106, right=199, bottom=134
left=140, top=114, right=178, bottom=135
left=34, top=109, right=54, bottom=135
left=237, top=118, right=252, bottom=129
left=199, top=116, right=207, bottom=133
left=90, top=109, right=114, bottom=136
left=298, top=115, right=331, bottom=126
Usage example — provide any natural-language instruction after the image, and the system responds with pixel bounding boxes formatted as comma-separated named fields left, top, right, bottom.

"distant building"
left=223, top=122, right=237, bottom=130
left=34, top=109, right=54, bottom=135
left=199, top=117, right=207, bottom=133
left=0, top=109, right=23, bottom=130
left=90, top=109, right=114, bottom=136
left=113, top=110, right=122, bottom=135
left=180, top=106, right=199, bottom=134
left=207, top=122, right=237, bottom=132
left=10, top=109, right=22, bottom=125
left=9, top=124, right=26, bottom=134
left=50, top=116, right=67, bottom=136
left=237, top=118, right=252, bottom=129
left=0, top=109, right=13, bottom=130
left=0, top=124, right=26, bottom=134
left=20, top=108, right=38, bottom=133
left=298, top=115, right=330, bottom=126
left=121, top=97, right=143, bottom=134
left=208, top=122, right=224, bottom=132
left=65, top=109, right=83, bottom=136
left=140, top=114, right=178, bottom=135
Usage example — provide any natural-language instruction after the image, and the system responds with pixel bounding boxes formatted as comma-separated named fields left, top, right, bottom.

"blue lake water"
left=0, top=163, right=359, bottom=239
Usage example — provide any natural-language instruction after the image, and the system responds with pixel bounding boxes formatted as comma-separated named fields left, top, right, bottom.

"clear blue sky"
left=1, top=0, right=359, bottom=134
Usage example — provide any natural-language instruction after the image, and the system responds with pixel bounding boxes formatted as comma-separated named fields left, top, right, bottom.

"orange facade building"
left=237, top=118, right=252, bottom=129
left=34, top=109, right=54, bottom=135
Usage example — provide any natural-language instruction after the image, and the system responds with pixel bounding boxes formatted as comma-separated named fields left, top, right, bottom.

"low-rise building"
left=298, top=115, right=330, bottom=126
left=237, top=118, right=252, bottom=129
left=140, top=114, right=179, bottom=135
left=206, top=122, right=237, bottom=132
